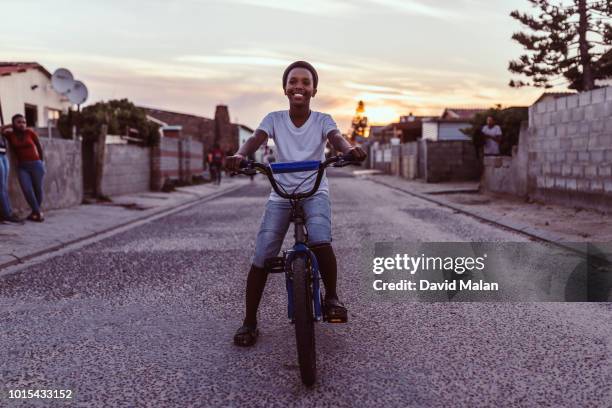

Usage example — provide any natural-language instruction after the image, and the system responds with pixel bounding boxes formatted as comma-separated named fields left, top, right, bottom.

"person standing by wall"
left=2, top=114, right=46, bottom=222
left=209, top=143, right=224, bottom=185
left=0, top=124, right=22, bottom=224
left=482, top=116, right=502, bottom=156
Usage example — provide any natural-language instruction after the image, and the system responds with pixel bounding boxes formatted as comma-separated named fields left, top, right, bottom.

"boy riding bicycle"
left=225, top=61, right=366, bottom=347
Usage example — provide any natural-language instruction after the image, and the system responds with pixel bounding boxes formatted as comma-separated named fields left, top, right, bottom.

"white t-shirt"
left=257, top=110, right=338, bottom=201
left=482, top=125, right=502, bottom=155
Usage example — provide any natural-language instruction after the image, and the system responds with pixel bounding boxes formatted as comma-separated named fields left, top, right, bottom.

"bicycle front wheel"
left=292, top=255, right=316, bottom=386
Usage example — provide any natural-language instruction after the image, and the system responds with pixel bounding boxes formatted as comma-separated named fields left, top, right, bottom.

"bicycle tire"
left=291, top=255, right=317, bottom=386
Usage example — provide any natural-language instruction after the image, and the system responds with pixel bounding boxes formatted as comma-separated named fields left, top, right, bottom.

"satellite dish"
left=51, top=68, right=74, bottom=94
left=68, top=81, right=88, bottom=105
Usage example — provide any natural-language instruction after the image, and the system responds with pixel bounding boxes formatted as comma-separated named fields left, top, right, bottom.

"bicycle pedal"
left=264, top=257, right=285, bottom=274
left=324, top=315, right=348, bottom=324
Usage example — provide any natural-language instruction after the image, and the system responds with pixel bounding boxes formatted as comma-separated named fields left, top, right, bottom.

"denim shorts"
left=252, top=193, right=332, bottom=268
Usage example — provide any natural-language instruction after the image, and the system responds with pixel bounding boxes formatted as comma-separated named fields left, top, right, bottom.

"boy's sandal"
left=233, top=324, right=259, bottom=347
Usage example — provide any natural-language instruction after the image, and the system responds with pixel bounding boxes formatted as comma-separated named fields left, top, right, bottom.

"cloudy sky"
left=0, top=0, right=564, bottom=130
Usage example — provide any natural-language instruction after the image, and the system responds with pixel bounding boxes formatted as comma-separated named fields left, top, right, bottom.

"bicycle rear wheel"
left=291, top=255, right=316, bottom=386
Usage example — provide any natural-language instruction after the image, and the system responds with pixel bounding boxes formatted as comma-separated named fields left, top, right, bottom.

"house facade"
left=0, top=62, right=71, bottom=128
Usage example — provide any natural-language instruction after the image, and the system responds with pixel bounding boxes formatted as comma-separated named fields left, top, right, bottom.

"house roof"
left=533, top=92, right=576, bottom=104
left=441, top=108, right=487, bottom=120
left=423, top=117, right=472, bottom=124
left=238, top=123, right=254, bottom=133
left=0, top=62, right=51, bottom=78
left=381, top=120, right=423, bottom=132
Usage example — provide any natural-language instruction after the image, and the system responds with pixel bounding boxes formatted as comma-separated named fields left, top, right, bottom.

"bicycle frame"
left=283, top=202, right=324, bottom=322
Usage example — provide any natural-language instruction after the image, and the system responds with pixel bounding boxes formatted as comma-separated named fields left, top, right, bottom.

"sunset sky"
left=0, top=0, right=566, bottom=130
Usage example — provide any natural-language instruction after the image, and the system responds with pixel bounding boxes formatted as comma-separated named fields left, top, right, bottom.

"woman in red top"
left=2, top=114, right=46, bottom=222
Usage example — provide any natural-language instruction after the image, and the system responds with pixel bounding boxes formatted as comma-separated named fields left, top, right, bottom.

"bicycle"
left=234, top=154, right=363, bottom=386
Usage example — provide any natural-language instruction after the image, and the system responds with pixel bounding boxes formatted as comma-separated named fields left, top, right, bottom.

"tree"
left=349, top=100, right=368, bottom=142
left=58, top=99, right=160, bottom=145
left=509, top=0, right=612, bottom=91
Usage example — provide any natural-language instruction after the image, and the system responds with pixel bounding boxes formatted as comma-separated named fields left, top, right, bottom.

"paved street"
left=1, top=170, right=610, bottom=407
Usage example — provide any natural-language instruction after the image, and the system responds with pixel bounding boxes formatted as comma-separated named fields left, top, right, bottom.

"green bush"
left=58, top=99, right=160, bottom=145
left=461, top=105, right=528, bottom=156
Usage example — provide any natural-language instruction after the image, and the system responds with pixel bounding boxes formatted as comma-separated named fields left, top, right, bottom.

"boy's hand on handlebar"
left=346, top=146, right=367, bottom=161
left=225, top=154, right=245, bottom=171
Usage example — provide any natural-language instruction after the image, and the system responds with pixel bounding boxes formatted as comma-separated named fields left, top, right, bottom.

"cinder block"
left=556, top=97, right=567, bottom=111
left=585, top=104, right=604, bottom=121
left=571, top=107, right=585, bottom=121
left=567, top=123, right=578, bottom=135
left=562, top=110, right=572, bottom=123
left=562, top=164, right=572, bottom=176
left=578, top=151, right=590, bottom=162
left=537, top=175, right=546, bottom=188
left=555, top=177, right=566, bottom=189
left=572, top=137, right=588, bottom=150
left=592, top=88, right=606, bottom=104
left=546, top=127, right=556, bottom=138
left=577, top=179, right=590, bottom=191
left=545, top=176, right=555, bottom=188
left=551, top=163, right=562, bottom=174
left=543, top=162, right=552, bottom=174
left=605, top=118, right=612, bottom=133
left=592, top=120, right=605, bottom=133
left=606, top=87, right=612, bottom=101
left=556, top=124, right=568, bottom=138
left=590, top=150, right=605, bottom=163
left=543, top=112, right=553, bottom=126
left=605, top=180, right=612, bottom=193
left=590, top=180, right=604, bottom=192
left=566, top=178, right=577, bottom=190
left=556, top=152, right=565, bottom=162
left=546, top=99, right=557, bottom=112
left=579, top=92, right=592, bottom=106
left=567, top=95, right=579, bottom=108
left=599, top=165, right=612, bottom=177
left=572, top=165, right=584, bottom=177
left=566, top=151, right=578, bottom=163
left=579, top=123, right=590, bottom=136
left=605, top=150, right=612, bottom=162
left=536, top=102, right=547, bottom=114
left=604, top=101, right=612, bottom=117
left=585, top=165, right=598, bottom=177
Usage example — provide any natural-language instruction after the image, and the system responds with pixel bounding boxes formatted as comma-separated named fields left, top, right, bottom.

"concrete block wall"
left=422, top=140, right=480, bottom=182
left=101, top=144, right=150, bottom=196
left=528, top=87, right=612, bottom=211
left=187, top=139, right=204, bottom=176
left=369, top=140, right=479, bottom=182
left=7, top=138, right=83, bottom=215
left=481, top=122, right=530, bottom=197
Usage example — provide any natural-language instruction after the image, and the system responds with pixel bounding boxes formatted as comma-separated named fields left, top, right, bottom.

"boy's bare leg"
left=243, top=264, right=268, bottom=327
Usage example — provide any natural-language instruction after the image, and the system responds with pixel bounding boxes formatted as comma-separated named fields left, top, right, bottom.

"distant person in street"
left=2, top=114, right=46, bottom=222
left=225, top=60, right=367, bottom=347
left=209, top=143, right=224, bottom=185
left=482, top=116, right=502, bottom=156
left=0, top=125, right=22, bottom=224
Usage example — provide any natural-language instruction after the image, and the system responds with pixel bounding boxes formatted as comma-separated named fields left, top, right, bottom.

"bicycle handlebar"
left=236, top=154, right=364, bottom=200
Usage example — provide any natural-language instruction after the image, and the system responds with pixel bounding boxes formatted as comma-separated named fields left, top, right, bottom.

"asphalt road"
left=1, top=170, right=610, bottom=407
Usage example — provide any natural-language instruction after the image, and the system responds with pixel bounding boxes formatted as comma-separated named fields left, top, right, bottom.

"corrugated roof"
left=441, top=108, right=487, bottom=120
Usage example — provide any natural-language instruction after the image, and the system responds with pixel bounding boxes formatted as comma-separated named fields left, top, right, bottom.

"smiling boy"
left=225, top=61, right=366, bottom=347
